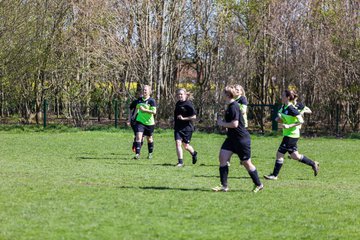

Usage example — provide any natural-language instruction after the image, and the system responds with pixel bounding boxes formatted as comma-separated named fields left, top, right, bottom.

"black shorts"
left=135, top=122, right=155, bottom=137
left=221, top=137, right=251, bottom=161
left=278, top=136, right=299, bottom=154
left=174, top=130, right=193, bottom=144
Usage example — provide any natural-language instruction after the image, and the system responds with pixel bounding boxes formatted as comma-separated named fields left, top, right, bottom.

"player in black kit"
left=212, top=86, right=263, bottom=193
left=174, top=88, right=198, bottom=167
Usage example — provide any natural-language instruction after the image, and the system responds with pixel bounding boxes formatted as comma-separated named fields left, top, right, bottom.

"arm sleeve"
left=288, top=105, right=300, bottom=117
left=149, top=99, right=157, bottom=110
left=188, top=102, right=196, bottom=116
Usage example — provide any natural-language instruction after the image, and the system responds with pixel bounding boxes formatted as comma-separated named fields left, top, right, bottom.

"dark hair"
left=284, top=89, right=296, bottom=101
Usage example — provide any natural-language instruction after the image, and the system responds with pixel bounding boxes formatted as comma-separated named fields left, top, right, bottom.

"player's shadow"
left=194, top=174, right=250, bottom=179
left=76, top=156, right=119, bottom=160
left=117, top=185, right=247, bottom=192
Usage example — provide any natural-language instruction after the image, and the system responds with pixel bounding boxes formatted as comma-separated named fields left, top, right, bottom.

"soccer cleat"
left=192, top=151, right=198, bottom=164
left=147, top=153, right=153, bottom=159
left=264, top=174, right=278, bottom=180
left=212, top=185, right=229, bottom=192
left=312, top=161, right=320, bottom=176
left=227, top=161, right=231, bottom=167
left=252, top=184, right=264, bottom=193
left=176, top=163, right=184, bottom=167
left=133, top=154, right=140, bottom=160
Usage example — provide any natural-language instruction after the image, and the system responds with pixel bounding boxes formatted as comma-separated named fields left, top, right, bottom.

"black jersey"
left=129, top=98, right=140, bottom=123
left=174, top=100, right=196, bottom=131
left=225, top=101, right=249, bottom=139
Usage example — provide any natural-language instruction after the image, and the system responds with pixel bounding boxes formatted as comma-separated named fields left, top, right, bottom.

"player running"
left=173, top=88, right=198, bottom=167
left=128, top=89, right=142, bottom=152
left=264, top=90, right=319, bottom=180
left=133, top=85, right=156, bottom=160
left=212, top=85, right=263, bottom=193
left=227, top=84, right=249, bottom=167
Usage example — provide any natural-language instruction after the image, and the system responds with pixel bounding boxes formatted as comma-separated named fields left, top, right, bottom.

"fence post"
left=336, top=104, right=340, bottom=135
left=43, top=99, right=48, bottom=128
left=114, top=99, right=118, bottom=128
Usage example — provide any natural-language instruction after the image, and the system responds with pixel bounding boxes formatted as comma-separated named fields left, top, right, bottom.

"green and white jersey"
left=136, top=97, right=156, bottom=126
left=279, top=103, right=301, bottom=138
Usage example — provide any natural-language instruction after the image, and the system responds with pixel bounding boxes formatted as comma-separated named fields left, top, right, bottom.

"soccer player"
left=133, top=85, right=156, bottom=159
left=227, top=84, right=249, bottom=167
left=212, top=85, right=263, bottom=193
left=128, top=90, right=145, bottom=153
left=173, top=88, right=198, bottom=167
left=264, top=90, right=319, bottom=180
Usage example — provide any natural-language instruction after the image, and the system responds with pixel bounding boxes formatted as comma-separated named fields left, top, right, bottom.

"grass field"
left=0, top=128, right=359, bottom=239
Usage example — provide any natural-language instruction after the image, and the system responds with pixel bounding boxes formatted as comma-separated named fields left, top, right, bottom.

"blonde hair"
left=234, top=84, right=246, bottom=97
left=176, top=88, right=193, bottom=101
left=224, top=85, right=237, bottom=99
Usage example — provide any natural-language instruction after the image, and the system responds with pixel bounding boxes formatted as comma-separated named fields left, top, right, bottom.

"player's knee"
left=276, top=158, right=284, bottom=164
left=290, top=153, right=301, bottom=160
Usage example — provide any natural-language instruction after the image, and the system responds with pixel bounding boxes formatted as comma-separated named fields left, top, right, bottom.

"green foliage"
left=0, top=131, right=359, bottom=239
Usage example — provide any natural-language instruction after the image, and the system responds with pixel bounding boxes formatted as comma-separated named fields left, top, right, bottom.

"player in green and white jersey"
left=264, top=90, right=319, bottom=180
left=133, top=85, right=156, bottom=160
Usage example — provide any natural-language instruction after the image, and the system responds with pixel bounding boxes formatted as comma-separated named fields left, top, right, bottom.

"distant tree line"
left=0, top=0, right=359, bottom=134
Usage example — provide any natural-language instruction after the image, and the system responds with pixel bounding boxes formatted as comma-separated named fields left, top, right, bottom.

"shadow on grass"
left=194, top=174, right=250, bottom=179
left=117, top=185, right=242, bottom=192
left=77, top=156, right=120, bottom=160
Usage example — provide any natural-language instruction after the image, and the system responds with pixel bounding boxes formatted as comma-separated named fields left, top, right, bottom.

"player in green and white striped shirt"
left=264, top=90, right=319, bottom=180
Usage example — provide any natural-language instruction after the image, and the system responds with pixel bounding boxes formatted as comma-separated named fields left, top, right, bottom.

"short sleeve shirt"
left=136, top=97, right=156, bottom=126
left=225, top=101, right=250, bottom=139
left=174, top=100, right=196, bottom=131
left=279, top=103, right=301, bottom=138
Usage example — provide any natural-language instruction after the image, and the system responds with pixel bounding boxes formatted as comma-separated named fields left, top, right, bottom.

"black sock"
left=135, top=142, right=141, bottom=154
left=178, top=159, right=183, bottom=164
left=219, top=166, right=229, bottom=187
left=248, top=169, right=262, bottom=186
left=132, top=137, right=136, bottom=148
left=300, top=155, right=315, bottom=167
left=148, top=142, right=154, bottom=154
left=273, top=160, right=283, bottom=176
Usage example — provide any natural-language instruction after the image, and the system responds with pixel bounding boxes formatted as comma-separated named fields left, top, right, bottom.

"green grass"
left=0, top=129, right=359, bottom=239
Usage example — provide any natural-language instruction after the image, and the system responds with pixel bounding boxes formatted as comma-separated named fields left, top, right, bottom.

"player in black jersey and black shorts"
left=174, top=88, right=198, bottom=167
left=212, top=86, right=263, bottom=193
left=128, top=90, right=142, bottom=152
